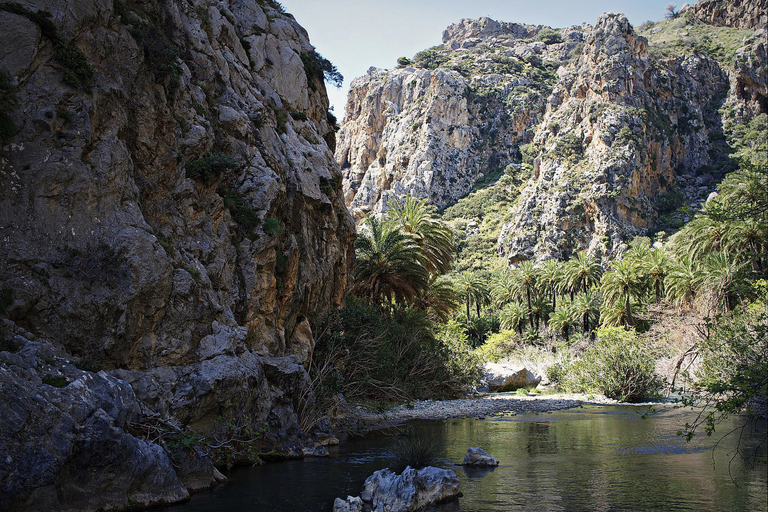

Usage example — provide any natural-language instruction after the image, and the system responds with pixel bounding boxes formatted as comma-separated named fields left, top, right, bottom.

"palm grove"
left=310, top=115, right=767, bottom=442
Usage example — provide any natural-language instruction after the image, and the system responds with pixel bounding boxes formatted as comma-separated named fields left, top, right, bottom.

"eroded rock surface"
left=0, top=0, right=353, bottom=509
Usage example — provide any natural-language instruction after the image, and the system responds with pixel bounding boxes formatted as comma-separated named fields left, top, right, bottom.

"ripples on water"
left=159, top=405, right=767, bottom=512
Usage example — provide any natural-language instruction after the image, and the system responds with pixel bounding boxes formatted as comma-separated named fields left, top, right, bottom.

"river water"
left=160, top=405, right=767, bottom=512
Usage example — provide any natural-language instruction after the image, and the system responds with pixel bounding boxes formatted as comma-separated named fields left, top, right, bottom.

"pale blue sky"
left=281, top=0, right=677, bottom=116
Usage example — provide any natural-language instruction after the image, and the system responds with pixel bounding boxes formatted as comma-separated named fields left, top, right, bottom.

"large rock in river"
left=484, top=362, right=541, bottom=391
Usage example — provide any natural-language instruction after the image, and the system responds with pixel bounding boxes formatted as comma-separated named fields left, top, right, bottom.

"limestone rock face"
left=337, top=18, right=586, bottom=217
left=0, top=0, right=353, bottom=509
left=681, top=0, right=768, bottom=30
left=497, top=13, right=733, bottom=262
left=0, top=0, right=354, bottom=370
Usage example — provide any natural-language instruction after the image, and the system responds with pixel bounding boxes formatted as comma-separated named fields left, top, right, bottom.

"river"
left=159, top=404, right=767, bottom=511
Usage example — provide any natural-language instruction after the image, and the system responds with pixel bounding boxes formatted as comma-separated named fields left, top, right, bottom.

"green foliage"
left=311, top=297, right=481, bottom=403
left=387, top=435, right=441, bottom=473
left=679, top=288, right=768, bottom=441
left=301, top=50, right=343, bottom=89
left=397, top=56, right=412, bottom=68
left=558, top=327, right=663, bottom=402
left=42, top=376, right=69, bottom=388
left=289, top=110, right=307, bottom=121
left=185, top=152, right=238, bottom=185
left=218, top=187, right=260, bottom=237
left=263, top=216, right=282, bottom=236
left=535, top=28, right=563, bottom=45
left=411, top=46, right=449, bottom=70
left=475, top=330, right=521, bottom=362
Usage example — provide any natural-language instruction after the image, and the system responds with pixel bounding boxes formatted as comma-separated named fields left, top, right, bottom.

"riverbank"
left=342, top=389, right=623, bottom=430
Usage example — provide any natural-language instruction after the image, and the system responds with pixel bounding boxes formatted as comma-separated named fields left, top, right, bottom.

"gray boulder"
left=333, top=495, right=364, bottom=512
left=461, top=447, right=499, bottom=466
left=484, top=362, right=541, bottom=391
left=361, top=466, right=460, bottom=512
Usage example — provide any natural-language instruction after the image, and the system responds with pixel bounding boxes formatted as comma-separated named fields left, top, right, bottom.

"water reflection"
left=159, top=405, right=767, bottom=512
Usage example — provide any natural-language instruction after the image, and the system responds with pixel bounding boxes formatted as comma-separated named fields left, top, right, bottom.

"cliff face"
left=497, top=13, right=731, bottom=262
left=681, top=0, right=768, bottom=30
left=0, top=0, right=353, bottom=509
left=336, top=18, right=586, bottom=217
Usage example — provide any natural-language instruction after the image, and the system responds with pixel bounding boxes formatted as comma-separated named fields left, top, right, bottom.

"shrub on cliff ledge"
left=186, top=152, right=238, bottom=185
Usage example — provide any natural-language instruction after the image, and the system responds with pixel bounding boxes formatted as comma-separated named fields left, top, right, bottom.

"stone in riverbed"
left=484, top=362, right=541, bottom=391
left=461, top=447, right=499, bottom=466
left=334, top=466, right=461, bottom=512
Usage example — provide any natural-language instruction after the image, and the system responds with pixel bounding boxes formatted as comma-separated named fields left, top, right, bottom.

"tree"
left=564, top=251, right=603, bottom=296
left=601, top=259, right=645, bottom=327
left=572, top=291, right=600, bottom=335
left=387, top=196, right=455, bottom=275
left=454, top=271, right=490, bottom=320
left=512, top=260, right=539, bottom=328
left=665, top=3, right=678, bottom=19
left=549, top=301, right=573, bottom=343
left=665, top=255, right=704, bottom=310
left=414, top=276, right=460, bottom=322
left=641, top=248, right=671, bottom=303
left=500, top=302, right=528, bottom=334
left=490, top=270, right=517, bottom=307
left=537, top=259, right=563, bottom=311
left=352, top=216, right=429, bottom=307
left=701, top=251, right=747, bottom=314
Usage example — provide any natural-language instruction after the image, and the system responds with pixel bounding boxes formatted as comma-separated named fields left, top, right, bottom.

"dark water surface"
left=160, top=405, right=767, bottom=512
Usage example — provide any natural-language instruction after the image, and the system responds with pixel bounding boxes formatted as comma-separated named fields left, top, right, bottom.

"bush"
left=397, top=56, right=412, bottom=68
left=411, top=46, right=449, bottom=70
left=218, top=187, right=260, bottom=236
left=535, top=28, right=563, bottom=45
left=559, top=327, right=663, bottom=402
left=301, top=50, right=343, bottom=89
left=185, top=152, right=238, bottom=185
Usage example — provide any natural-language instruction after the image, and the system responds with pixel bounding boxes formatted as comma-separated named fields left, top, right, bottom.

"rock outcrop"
left=681, top=0, right=768, bottom=30
left=498, top=12, right=732, bottom=262
left=337, top=18, right=586, bottom=217
left=0, top=0, right=353, bottom=509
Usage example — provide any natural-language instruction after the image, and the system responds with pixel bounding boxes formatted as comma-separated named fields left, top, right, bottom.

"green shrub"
left=411, top=46, right=449, bottom=70
left=263, top=216, right=282, bottom=236
left=559, top=327, right=662, bottom=402
left=289, top=110, right=307, bottom=121
left=218, top=187, right=260, bottom=236
left=535, top=28, right=563, bottom=45
left=301, top=50, right=343, bottom=89
left=397, top=56, right=412, bottom=68
left=185, top=152, right=238, bottom=185
left=476, top=330, right=521, bottom=362
left=42, top=376, right=68, bottom=388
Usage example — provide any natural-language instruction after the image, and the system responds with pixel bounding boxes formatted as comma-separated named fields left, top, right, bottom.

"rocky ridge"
left=337, top=17, right=587, bottom=217
left=0, top=0, right=353, bottom=509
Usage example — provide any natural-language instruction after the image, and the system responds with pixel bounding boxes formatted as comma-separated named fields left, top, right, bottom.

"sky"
left=281, top=0, right=677, bottom=118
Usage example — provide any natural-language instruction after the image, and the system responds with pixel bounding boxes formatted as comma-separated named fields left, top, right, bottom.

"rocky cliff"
left=337, top=0, right=765, bottom=263
left=336, top=18, right=587, bottom=217
left=0, top=0, right=354, bottom=509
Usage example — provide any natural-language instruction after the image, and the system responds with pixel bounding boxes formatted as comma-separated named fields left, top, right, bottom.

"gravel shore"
left=347, top=390, right=621, bottom=430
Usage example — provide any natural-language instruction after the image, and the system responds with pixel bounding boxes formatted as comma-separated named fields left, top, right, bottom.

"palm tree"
left=352, top=216, right=430, bottom=307
left=700, top=251, right=747, bottom=314
left=500, top=302, right=528, bottom=334
left=601, top=258, right=645, bottom=327
left=454, top=271, right=490, bottom=320
left=564, top=251, right=603, bottom=296
left=641, top=248, right=670, bottom=303
left=386, top=196, right=455, bottom=275
left=537, top=259, right=563, bottom=311
left=572, top=291, right=600, bottom=336
left=665, top=255, right=703, bottom=310
left=490, top=270, right=516, bottom=307
left=414, top=276, right=460, bottom=321
left=601, top=296, right=641, bottom=328
left=512, top=260, right=539, bottom=327
left=548, top=300, right=573, bottom=343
